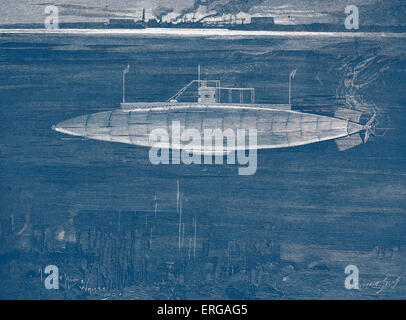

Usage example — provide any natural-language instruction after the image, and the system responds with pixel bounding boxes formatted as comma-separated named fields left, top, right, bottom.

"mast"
left=123, top=64, right=130, bottom=103
left=193, top=216, right=197, bottom=258
left=198, top=64, right=201, bottom=102
left=289, top=69, right=297, bottom=105
left=154, top=194, right=158, bottom=217
left=177, top=180, right=182, bottom=252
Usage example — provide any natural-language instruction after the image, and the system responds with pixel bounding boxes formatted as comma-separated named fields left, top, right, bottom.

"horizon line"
left=1, top=28, right=406, bottom=38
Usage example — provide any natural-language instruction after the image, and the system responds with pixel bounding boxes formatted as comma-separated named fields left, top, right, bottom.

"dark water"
left=0, top=33, right=405, bottom=299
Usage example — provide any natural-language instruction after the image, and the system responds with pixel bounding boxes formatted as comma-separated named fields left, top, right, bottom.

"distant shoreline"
left=1, top=28, right=406, bottom=38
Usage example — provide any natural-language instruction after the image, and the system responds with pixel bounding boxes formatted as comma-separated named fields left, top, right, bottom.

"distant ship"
left=53, top=66, right=376, bottom=153
left=103, top=9, right=276, bottom=31
left=144, top=16, right=276, bottom=31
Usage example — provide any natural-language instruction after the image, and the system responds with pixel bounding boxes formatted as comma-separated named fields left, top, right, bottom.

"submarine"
left=52, top=66, right=376, bottom=153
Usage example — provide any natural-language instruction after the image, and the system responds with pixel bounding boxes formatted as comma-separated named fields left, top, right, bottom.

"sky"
left=0, top=0, right=405, bottom=26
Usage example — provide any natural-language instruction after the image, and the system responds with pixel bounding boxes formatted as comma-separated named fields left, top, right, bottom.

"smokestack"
left=142, top=8, right=145, bottom=22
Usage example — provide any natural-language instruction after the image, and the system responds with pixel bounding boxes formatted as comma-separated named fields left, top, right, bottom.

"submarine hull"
left=53, top=105, right=364, bottom=152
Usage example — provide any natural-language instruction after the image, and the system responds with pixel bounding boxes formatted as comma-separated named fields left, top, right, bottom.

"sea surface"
left=0, top=31, right=405, bottom=299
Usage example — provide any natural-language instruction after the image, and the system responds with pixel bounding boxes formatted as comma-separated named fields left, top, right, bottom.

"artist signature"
left=60, top=275, right=107, bottom=294
left=360, top=276, right=402, bottom=294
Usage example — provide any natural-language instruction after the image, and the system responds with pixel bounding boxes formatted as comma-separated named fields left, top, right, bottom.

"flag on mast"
left=124, top=63, right=130, bottom=74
